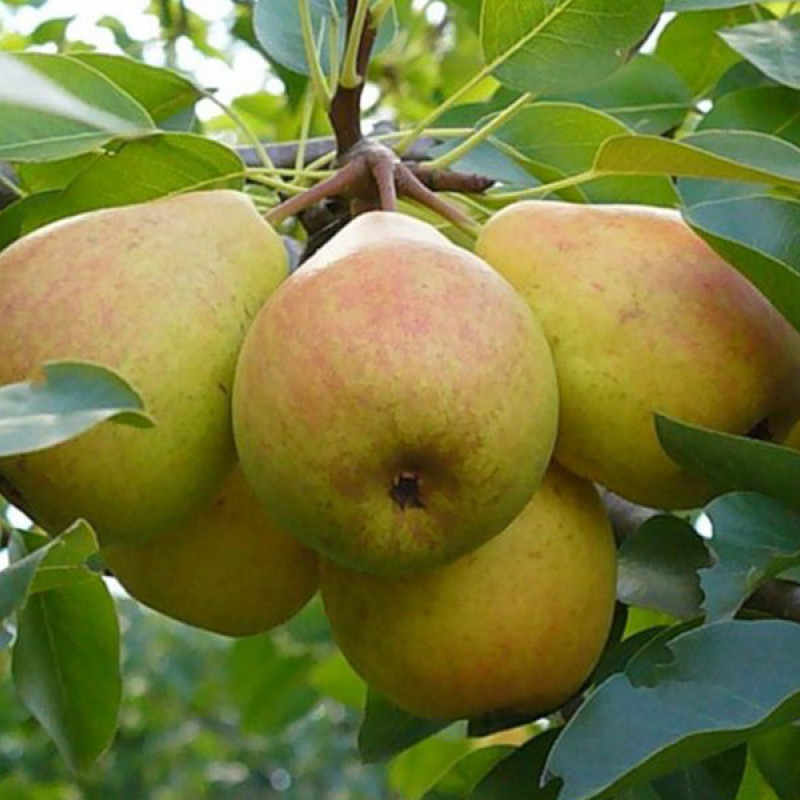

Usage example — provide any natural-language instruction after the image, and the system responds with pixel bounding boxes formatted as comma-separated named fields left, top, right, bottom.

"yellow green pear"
left=233, top=211, right=559, bottom=575
left=476, top=201, right=800, bottom=509
left=103, top=468, right=318, bottom=637
left=320, top=463, right=617, bottom=720
left=0, top=190, right=287, bottom=545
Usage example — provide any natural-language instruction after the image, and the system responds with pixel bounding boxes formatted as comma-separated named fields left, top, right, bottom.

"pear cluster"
left=1, top=190, right=797, bottom=723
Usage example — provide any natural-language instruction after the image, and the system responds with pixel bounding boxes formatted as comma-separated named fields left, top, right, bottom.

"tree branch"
left=599, top=489, right=800, bottom=625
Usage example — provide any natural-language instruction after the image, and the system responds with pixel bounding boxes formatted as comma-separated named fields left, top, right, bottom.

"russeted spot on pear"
left=320, top=463, right=618, bottom=721
left=476, top=201, right=800, bottom=510
left=103, top=468, right=318, bottom=637
left=0, top=190, right=288, bottom=546
left=233, top=211, right=559, bottom=576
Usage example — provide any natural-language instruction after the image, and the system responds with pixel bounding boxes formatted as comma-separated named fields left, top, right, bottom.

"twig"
left=600, top=490, right=800, bottom=624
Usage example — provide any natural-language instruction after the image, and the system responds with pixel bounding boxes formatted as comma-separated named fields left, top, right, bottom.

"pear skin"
left=104, top=468, right=318, bottom=637
left=476, top=201, right=800, bottom=509
left=320, top=464, right=617, bottom=720
left=233, top=212, right=559, bottom=575
left=0, top=190, right=287, bottom=545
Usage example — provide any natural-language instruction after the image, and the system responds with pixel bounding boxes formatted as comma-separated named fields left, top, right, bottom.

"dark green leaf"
left=12, top=576, right=121, bottom=772
left=544, top=55, right=692, bottom=135
left=702, top=494, right=800, bottom=622
left=618, top=515, right=710, bottom=618
left=667, top=1, right=759, bottom=8
left=471, top=730, right=561, bottom=800
left=253, top=0, right=396, bottom=77
left=683, top=194, right=800, bottom=332
left=481, top=0, right=663, bottom=94
left=751, top=725, right=800, bottom=800
left=0, top=361, right=152, bottom=458
left=656, top=8, right=757, bottom=97
left=656, top=416, right=800, bottom=513
left=546, top=620, right=800, bottom=800
left=358, top=689, right=450, bottom=764
left=700, top=87, right=800, bottom=146
left=720, top=16, right=800, bottom=89
left=495, top=102, right=676, bottom=205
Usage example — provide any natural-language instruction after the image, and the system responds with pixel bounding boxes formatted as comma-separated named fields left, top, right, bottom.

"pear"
left=0, top=190, right=287, bottom=545
left=103, top=468, right=318, bottom=637
left=233, top=211, right=559, bottom=575
left=320, top=463, right=617, bottom=720
left=476, top=201, right=800, bottom=509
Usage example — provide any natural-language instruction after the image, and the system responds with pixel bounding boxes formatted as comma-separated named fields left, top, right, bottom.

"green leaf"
left=656, top=416, right=800, bottom=513
left=471, top=730, right=560, bottom=800
left=656, top=8, right=757, bottom=97
left=547, top=620, right=800, bottom=800
left=617, top=515, right=710, bottom=618
left=12, top=575, right=121, bottom=772
left=700, top=87, right=800, bottom=146
left=358, top=689, right=450, bottom=764
left=253, top=0, right=396, bottom=77
left=19, top=133, right=245, bottom=233
left=228, top=635, right=317, bottom=734
left=495, top=102, right=676, bottom=205
left=544, top=54, right=693, bottom=135
left=0, top=52, right=154, bottom=162
left=69, top=54, right=202, bottom=124
left=388, top=735, right=474, bottom=800
left=750, top=725, right=800, bottom=800
left=0, top=361, right=152, bottom=459
left=667, top=1, right=758, bottom=8
left=682, top=194, right=800, bottom=332
left=480, top=0, right=663, bottom=94
left=594, top=131, right=800, bottom=188
left=0, top=522, right=98, bottom=621
left=646, top=747, right=748, bottom=800
left=308, top=650, right=366, bottom=709
left=720, top=16, right=800, bottom=89
left=702, top=494, right=800, bottom=622
left=421, top=745, right=514, bottom=800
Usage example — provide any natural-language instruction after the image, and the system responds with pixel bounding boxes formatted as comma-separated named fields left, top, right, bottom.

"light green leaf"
left=0, top=361, right=152, bottom=459
left=20, top=133, right=245, bottom=233
left=480, top=0, right=663, bottom=93
left=667, top=1, right=758, bottom=8
left=0, top=522, right=98, bottom=621
left=69, top=53, right=202, bottom=124
left=12, top=572, right=121, bottom=772
left=595, top=131, right=800, bottom=188
left=720, top=16, right=800, bottom=89
left=0, top=52, right=154, bottom=162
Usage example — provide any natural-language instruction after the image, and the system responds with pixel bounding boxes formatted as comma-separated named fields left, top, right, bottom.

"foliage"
left=0, top=0, right=800, bottom=798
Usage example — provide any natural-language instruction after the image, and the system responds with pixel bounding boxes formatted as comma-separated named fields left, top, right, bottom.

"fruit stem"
left=425, top=92, right=533, bottom=171
left=299, top=0, right=333, bottom=111
left=340, top=0, right=372, bottom=89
